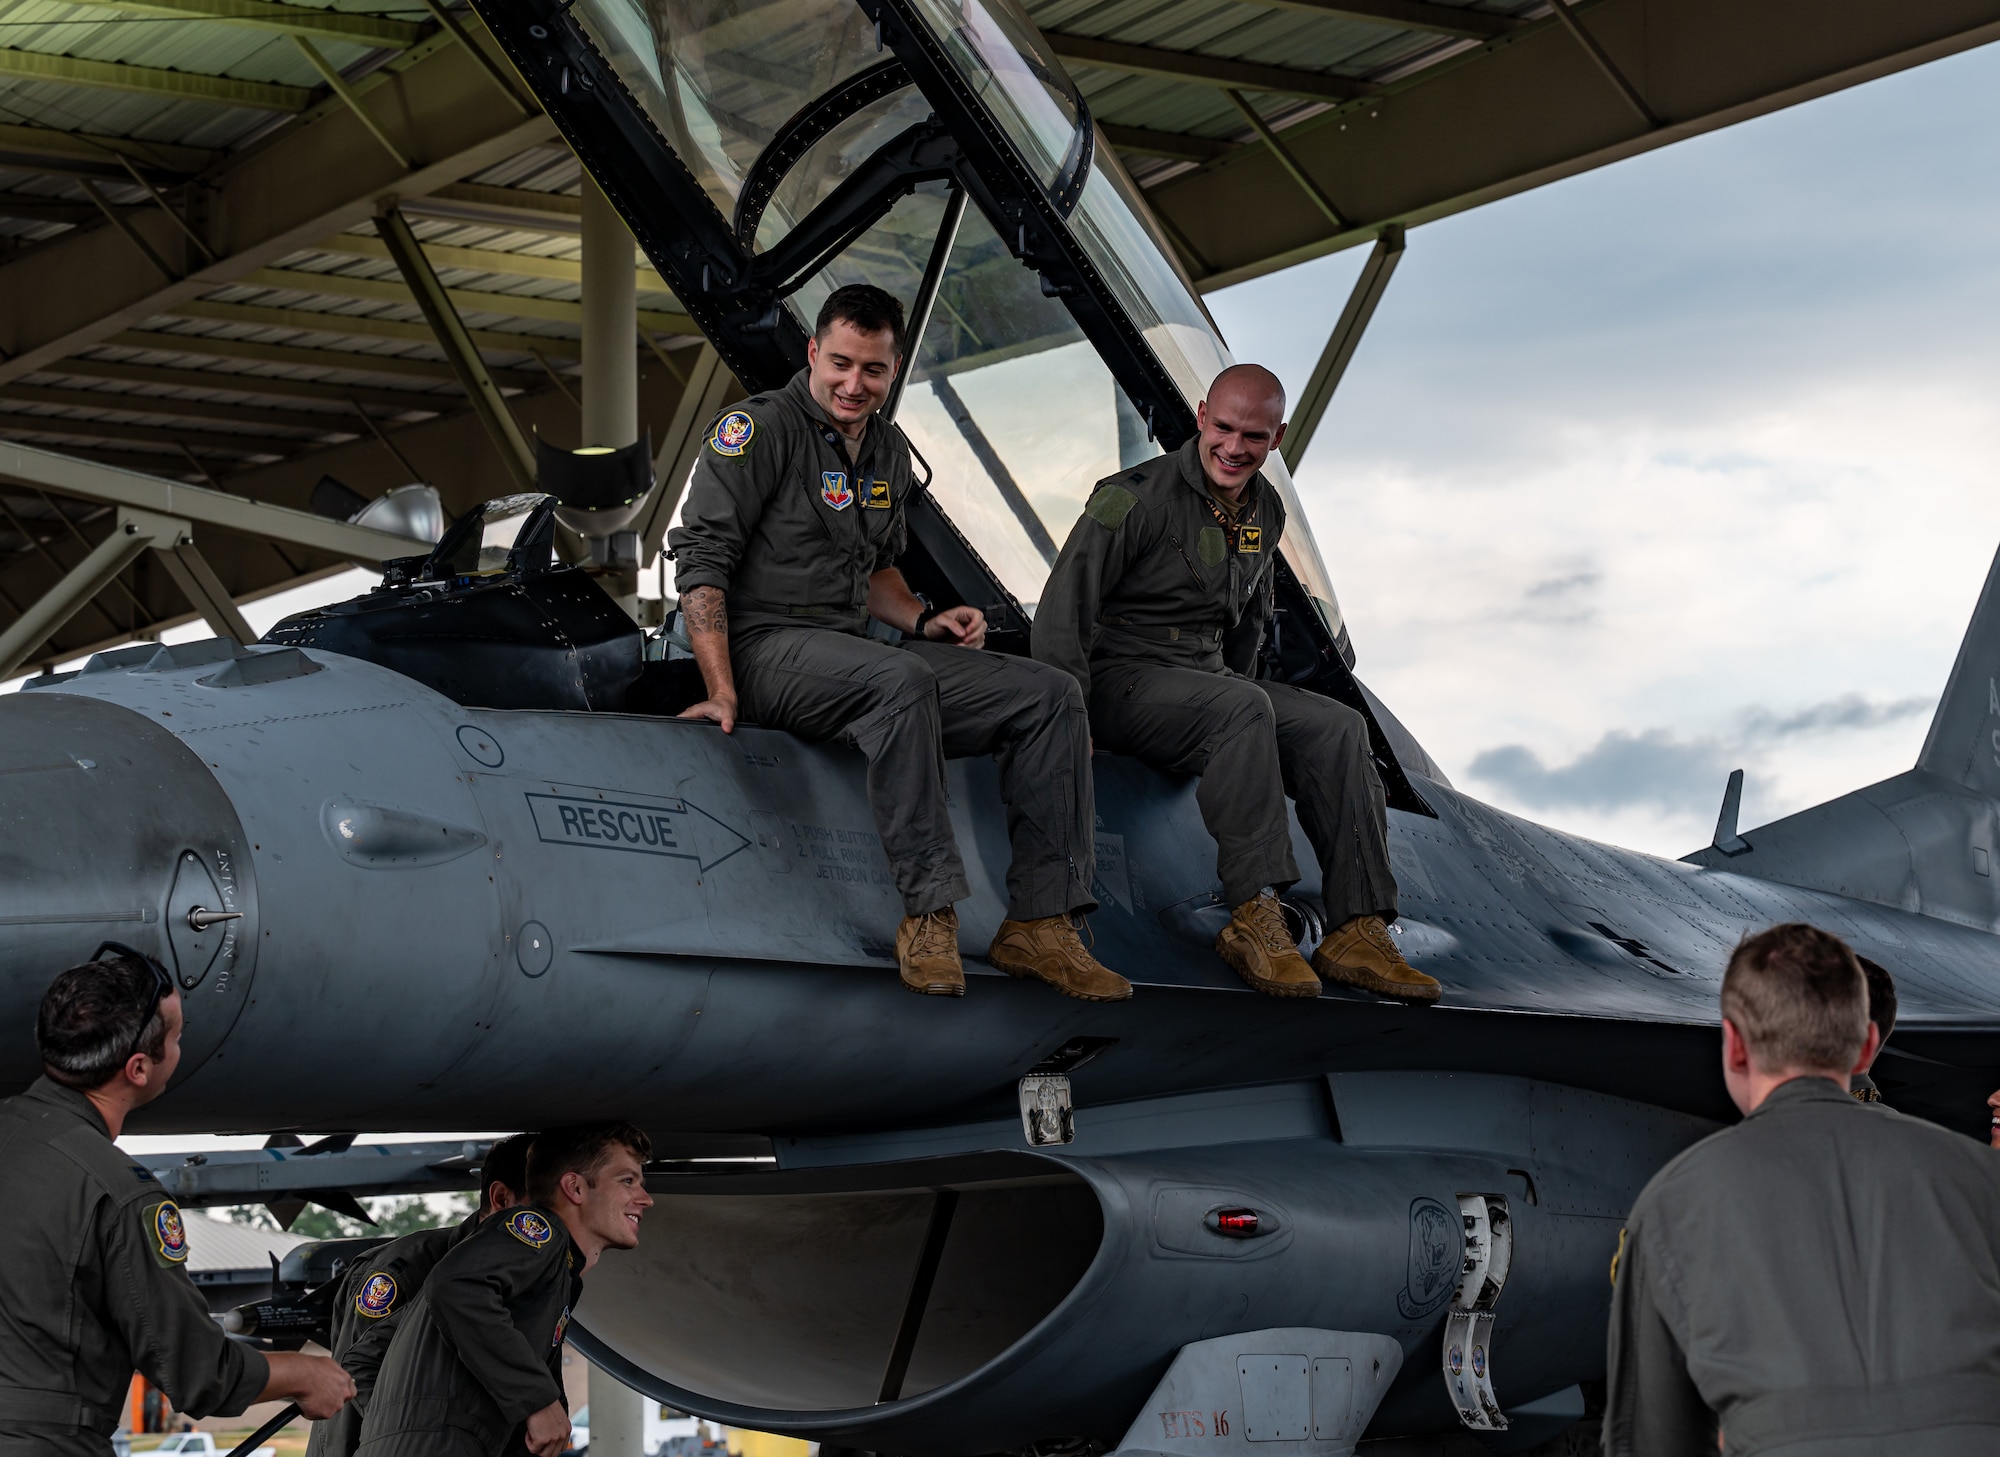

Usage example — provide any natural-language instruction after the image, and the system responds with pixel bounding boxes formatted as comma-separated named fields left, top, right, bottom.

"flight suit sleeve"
left=423, top=1230, right=565, bottom=1427
left=1032, top=479, right=1150, bottom=701
left=338, top=1254, right=419, bottom=1413
left=670, top=403, right=786, bottom=597
left=105, top=1194, right=270, bottom=1418
left=1602, top=1218, right=1715, bottom=1457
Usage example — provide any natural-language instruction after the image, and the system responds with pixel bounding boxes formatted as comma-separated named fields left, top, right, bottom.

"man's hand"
left=678, top=691, right=739, bottom=734
left=523, top=1400, right=572, bottom=1457
left=260, top=1351, right=356, bottom=1420
left=923, top=605, right=986, bottom=649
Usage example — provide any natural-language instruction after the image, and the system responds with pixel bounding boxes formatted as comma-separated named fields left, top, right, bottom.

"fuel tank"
left=571, top=1073, right=1710, bottom=1452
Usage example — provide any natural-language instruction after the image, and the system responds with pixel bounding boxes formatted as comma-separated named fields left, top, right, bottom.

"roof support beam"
left=637, top=345, right=734, bottom=564
left=1252, top=0, right=1516, bottom=39
left=302, top=232, right=675, bottom=295
left=0, top=413, right=313, bottom=457
left=376, top=207, right=536, bottom=491
left=238, top=267, right=695, bottom=333
left=402, top=182, right=583, bottom=231
left=32, top=358, right=458, bottom=413
left=1153, top=0, right=2000, bottom=290
left=1545, top=0, right=1662, bottom=128
left=0, top=440, right=423, bottom=563
left=1099, top=123, right=1235, bottom=163
left=0, top=384, right=365, bottom=435
left=163, top=298, right=594, bottom=359
left=291, top=35, right=415, bottom=168
left=0, top=124, right=219, bottom=180
left=0, top=48, right=314, bottom=111
left=155, top=537, right=258, bottom=644
left=101, top=331, right=543, bottom=388
left=1281, top=224, right=1403, bottom=471
left=1227, top=90, right=1347, bottom=229
left=48, top=0, right=421, bottom=50
left=0, top=36, right=557, bottom=385
left=1044, top=33, right=1374, bottom=102
left=0, top=507, right=173, bottom=678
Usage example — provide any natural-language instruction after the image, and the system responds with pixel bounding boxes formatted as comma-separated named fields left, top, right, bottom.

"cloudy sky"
left=1207, top=41, right=2000, bottom=860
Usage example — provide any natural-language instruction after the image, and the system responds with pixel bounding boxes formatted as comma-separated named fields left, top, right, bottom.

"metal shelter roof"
left=0, top=0, right=1996, bottom=670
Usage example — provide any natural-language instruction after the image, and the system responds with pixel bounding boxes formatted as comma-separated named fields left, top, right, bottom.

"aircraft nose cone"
left=0, top=688, right=257, bottom=1091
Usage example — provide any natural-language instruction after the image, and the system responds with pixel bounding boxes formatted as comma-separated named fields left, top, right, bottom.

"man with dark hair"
left=307, top=1132, right=538, bottom=1457
left=1034, top=363, right=1436, bottom=1004
left=1849, top=954, right=1897, bottom=1102
left=0, top=953, right=354, bottom=1455
left=1604, top=923, right=2000, bottom=1456
left=355, top=1124, right=653, bottom=1457
left=670, top=282, right=1128, bottom=1003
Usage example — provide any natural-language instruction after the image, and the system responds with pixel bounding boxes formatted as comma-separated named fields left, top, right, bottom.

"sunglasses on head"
left=94, top=941, right=175, bottom=1067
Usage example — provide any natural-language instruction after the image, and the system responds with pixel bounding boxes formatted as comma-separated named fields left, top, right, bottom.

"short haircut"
left=1207, top=362, right=1287, bottom=419
left=526, top=1123, right=652, bottom=1206
left=37, top=954, right=170, bottom=1090
left=815, top=284, right=906, bottom=357
left=1856, top=956, right=1897, bottom=1042
left=479, top=1132, right=537, bottom=1214
left=1721, top=924, right=1868, bottom=1073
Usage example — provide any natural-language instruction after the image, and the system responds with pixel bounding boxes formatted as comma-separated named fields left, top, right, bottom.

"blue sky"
left=1207, top=40, right=2000, bottom=858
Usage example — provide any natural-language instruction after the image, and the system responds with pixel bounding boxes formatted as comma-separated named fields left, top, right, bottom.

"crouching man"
left=1033, top=364, right=1437, bottom=1003
left=354, top=1124, right=653, bottom=1457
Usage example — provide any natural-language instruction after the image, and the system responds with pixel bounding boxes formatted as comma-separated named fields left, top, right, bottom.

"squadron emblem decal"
left=150, top=1200, right=189, bottom=1264
left=709, top=411, right=755, bottom=457
left=356, top=1272, right=399, bottom=1318
left=507, top=1208, right=554, bottom=1249
left=821, top=471, right=854, bottom=510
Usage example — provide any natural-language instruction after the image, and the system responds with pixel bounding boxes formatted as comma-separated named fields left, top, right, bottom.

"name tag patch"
left=709, top=412, right=754, bottom=456
left=1238, top=526, right=1262, bottom=553
left=821, top=471, right=853, bottom=510
left=865, top=479, right=891, bottom=509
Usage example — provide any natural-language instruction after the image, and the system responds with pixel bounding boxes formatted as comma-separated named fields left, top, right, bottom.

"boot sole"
left=901, top=972, right=966, bottom=996
left=1313, top=956, right=1441, bottom=1004
left=990, top=950, right=1133, bottom=1002
left=1232, top=965, right=1323, bottom=998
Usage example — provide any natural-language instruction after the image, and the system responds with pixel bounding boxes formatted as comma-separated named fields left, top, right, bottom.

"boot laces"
left=1357, top=917, right=1400, bottom=957
left=1246, top=894, right=1295, bottom=954
left=910, top=911, right=956, bottom=959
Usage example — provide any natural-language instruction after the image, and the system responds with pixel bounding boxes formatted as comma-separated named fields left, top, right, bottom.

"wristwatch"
left=911, top=595, right=938, bottom=637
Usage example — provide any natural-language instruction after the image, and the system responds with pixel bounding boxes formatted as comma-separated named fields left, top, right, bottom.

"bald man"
left=1034, top=365, right=1439, bottom=1004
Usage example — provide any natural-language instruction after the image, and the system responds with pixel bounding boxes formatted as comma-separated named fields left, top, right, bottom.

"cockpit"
left=270, top=0, right=1430, bottom=814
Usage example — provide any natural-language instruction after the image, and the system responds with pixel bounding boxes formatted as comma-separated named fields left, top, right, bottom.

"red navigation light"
left=1212, top=1208, right=1260, bottom=1236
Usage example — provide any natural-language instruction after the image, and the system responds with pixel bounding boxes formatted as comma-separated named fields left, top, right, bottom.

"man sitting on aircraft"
left=1033, top=364, right=1438, bottom=1004
left=669, top=283, right=1130, bottom=1003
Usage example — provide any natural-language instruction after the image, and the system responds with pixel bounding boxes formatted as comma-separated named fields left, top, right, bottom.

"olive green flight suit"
left=0, top=1077, right=270, bottom=1456
left=1033, top=439, right=1397, bottom=924
left=305, top=1212, right=478, bottom=1457
left=1606, top=1077, right=2000, bottom=1456
left=352, top=1206, right=581, bottom=1457
left=670, top=369, right=1095, bottom=921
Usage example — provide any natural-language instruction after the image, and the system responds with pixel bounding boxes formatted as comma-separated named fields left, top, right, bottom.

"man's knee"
left=860, top=646, right=939, bottom=707
left=1286, top=694, right=1367, bottom=754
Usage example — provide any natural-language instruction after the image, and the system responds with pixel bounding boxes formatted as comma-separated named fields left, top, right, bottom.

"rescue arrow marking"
left=524, top=792, right=752, bottom=871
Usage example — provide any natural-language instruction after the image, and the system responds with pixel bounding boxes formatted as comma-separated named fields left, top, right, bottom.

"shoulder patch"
left=1085, top=484, right=1139, bottom=530
left=709, top=410, right=755, bottom=457
left=506, top=1208, right=554, bottom=1249
left=355, top=1271, right=399, bottom=1319
left=145, top=1199, right=188, bottom=1266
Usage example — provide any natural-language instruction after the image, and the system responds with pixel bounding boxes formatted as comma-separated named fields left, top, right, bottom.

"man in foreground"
left=1604, top=922, right=2000, bottom=1455
left=670, top=283, right=1127, bottom=1003
left=1034, top=364, right=1437, bottom=1003
left=0, top=951, right=354, bottom=1454
left=354, top=1123, right=654, bottom=1457
left=307, top=1132, right=537, bottom=1457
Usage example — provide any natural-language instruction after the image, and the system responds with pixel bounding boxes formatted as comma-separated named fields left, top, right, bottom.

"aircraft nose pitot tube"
left=0, top=685, right=258, bottom=1090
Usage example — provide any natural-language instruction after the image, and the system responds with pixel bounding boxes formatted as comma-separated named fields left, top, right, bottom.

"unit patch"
left=147, top=1200, right=189, bottom=1266
left=709, top=411, right=755, bottom=457
left=865, top=479, right=891, bottom=509
left=356, top=1272, right=399, bottom=1318
left=1238, top=526, right=1262, bottom=553
left=1085, top=484, right=1139, bottom=530
left=821, top=471, right=854, bottom=510
left=507, top=1208, right=554, bottom=1249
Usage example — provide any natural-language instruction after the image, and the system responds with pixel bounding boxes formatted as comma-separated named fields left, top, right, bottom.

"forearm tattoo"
left=683, top=585, right=728, bottom=636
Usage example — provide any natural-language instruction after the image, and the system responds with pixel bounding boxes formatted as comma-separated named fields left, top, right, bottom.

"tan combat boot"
left=989, top=916, right=1133, bottom=1002
left=1215, top=891, right=1322, bottom=998
left=1313, top=915, right=1442, bottom=1004
left=897, top=908, right=965, bottom=996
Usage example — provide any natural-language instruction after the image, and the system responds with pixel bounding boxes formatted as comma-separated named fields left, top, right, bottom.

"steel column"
left=1279, top=225, right=1404, bottom=472
left=0, top=508, right=179, bottom=678
left=581, top=174, right=639, bottom=451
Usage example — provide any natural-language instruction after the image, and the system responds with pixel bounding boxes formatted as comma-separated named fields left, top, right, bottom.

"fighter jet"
left=3, top=0, right=1998, bottom=1449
